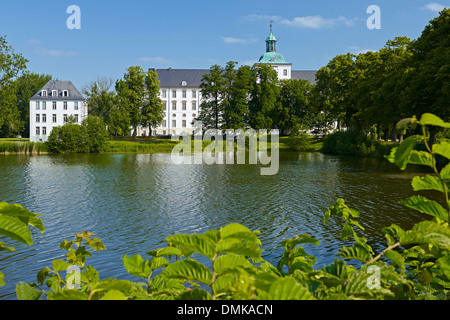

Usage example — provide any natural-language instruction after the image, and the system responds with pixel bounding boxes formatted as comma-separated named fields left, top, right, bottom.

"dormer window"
left=42, top=90, right=48, bottom=97
left=52, top=90, right=58, bottom=97
left=181, top=81, right=187, bottom=86
left=62, top=90, right=68, bottom=97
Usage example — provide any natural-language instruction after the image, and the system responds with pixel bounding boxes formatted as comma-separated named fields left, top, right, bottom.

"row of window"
left=161, top=89, right=197, bottom=99
left=35, top=114, right=78, bottom=123
left=166, top=101, right=197, bottom=111
left=35, top=126, right=47, bottom=136
left=41, top=90, right=69, bottom=97
left=171, top=113, right=196, bottom=118
left=168, top=120, right=188, bottom=128
left=35, top=101, right=79, bottom=110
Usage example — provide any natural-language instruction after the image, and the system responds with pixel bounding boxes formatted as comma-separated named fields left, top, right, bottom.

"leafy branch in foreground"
left=0, top=202, right=44, bottom=286
left=12, top=113, right=450, bottom=300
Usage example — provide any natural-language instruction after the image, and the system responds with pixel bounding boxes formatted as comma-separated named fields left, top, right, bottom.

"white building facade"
left=142, top=27, right=317, bottom=136
left=29, top=80, right=88, bottom=142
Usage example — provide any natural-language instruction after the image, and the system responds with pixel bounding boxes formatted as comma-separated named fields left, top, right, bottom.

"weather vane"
left=270, top=20, right=273, bottom=33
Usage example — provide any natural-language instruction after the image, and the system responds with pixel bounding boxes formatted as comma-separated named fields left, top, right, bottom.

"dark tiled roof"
left=155, top=69, right=210, bottom=88
left=155, top=68, right=317, bottom=87
left=31, top=80, right=85, bottom=100
left=291, top=70, right=317, bottom=84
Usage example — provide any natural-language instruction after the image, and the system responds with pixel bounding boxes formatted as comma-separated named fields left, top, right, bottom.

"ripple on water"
left=0, top=152, right=428, bottom=299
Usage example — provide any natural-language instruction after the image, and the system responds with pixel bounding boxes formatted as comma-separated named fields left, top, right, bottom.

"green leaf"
left=52, top=259, right=71, bottom=272
left=123, top=254, right=152, bottom=278
left=213, top=253, right=253, bottom=275
left=436, top=255, right=450, bottom=280
left=322, top=258, right=350, bottom=280
left=408, top=150, right=434, bottom=168
left=220, top=223, right=261, bottom=245
left=433, top=141, right=450, bottom=160
left=411, top=175, right=445, bottom=193
left=338, top=242, right=373, bottom=262
left=0, top=272, right=4, bottom=286
left=150, top=257, right=169, bottom=270
left=420, top=113, right=450, bottom=128
left=394, top=135, right=422, bottom=170
left=280, top=234, right=320, bottom=249
left=215, top=237, right=263, bottom=258
left=16, top=282, right=43, bottom=300
left=148, top=247, right=182, bottom=258
left=90, top=279, right=134, bottom=295
left=166, top=234, right=216, bottom=258
left=176, top=288, right=212, bottom=300
left=47, top=289, right=89, bottom=300
left=384, top=250, right=405, bottom=274
left=37, top=267, right=51, bottom=285
left=0, top=202, right=44, bottom=233
left=264, top=277, right=314, bottom=300
left=163, top=260, right=213, bottom=285
left=441, top=163, right=450, bottom=180
left=399, top=195, right=449, bottom=222
left=0, top=214, right=33, bottom=245
left=101, top=289, right=128, bottom=300
left=399, top=221, right=450, bottom=250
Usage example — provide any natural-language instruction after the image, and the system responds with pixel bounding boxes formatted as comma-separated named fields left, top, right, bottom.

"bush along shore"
left=0, top=135, right=322, bottom=155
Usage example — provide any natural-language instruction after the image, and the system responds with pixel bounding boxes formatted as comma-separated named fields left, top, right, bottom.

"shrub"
left=47, top=123, right=90, bottom=154
left=322, top=130, right=395, bottom=157
left=82, top=116, right=109, bottom=153
left=47, top=116, right=109, bottom=154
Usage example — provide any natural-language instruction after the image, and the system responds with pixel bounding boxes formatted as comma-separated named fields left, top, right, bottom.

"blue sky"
left=0, top=0, right=448, bottom=90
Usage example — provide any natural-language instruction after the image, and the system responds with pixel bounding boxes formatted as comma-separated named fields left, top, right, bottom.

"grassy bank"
left=0, top=139, right=50, bottom=154
left=0, top=136, right=323, bottom=155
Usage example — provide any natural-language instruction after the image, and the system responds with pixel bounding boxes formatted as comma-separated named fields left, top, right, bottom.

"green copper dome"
left=258, top=28, right=289, bottom=64
left=258, top=52, right=288, bottom=64
left=266, top=32, right=276, bottom=41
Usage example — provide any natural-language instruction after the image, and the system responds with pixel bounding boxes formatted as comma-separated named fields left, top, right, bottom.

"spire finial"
left=270, top=20, right=273, bottom=33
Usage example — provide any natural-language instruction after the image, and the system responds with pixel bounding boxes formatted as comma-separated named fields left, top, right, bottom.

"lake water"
left=0, top=152, right=430, bottom=299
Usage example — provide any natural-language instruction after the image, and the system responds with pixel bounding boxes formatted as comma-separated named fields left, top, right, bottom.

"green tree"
left=82, top=116, right=109, bottom=153
left=314, top=53, right=357, bottom=130
left=223, top=64, right=253, bottom=130
left=400, top=9, right=450, bottom=135
left=197, top=64, right=225, bottom=130
left=115, top=67, right=165, bottom=139
left=0, top=36, right=28, bottom=136
left=141, top=69, right=165, bottom=137
left=248, top=64, right=280, bottom=130
left=11, top=72, right=52, bottom=138
left=277, top=79, right=312, bottom=135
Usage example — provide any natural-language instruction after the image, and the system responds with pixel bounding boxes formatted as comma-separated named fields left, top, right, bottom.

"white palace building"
left=29, top=26, right=317, bottom=141
left=143, top=26, right=317, bottom=136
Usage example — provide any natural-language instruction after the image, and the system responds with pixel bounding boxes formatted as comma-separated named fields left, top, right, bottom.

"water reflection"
left=0, top=152, right=429, bottom=299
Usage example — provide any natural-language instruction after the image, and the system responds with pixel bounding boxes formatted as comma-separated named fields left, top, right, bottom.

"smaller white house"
left=29, top=80, right=88, bottom=142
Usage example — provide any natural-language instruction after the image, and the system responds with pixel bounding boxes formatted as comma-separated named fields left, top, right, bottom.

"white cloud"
left=422, top=2, right=446, bottom=12
left=280, top=15, right=356, bottom=29
left=241, top=14, right=282, bottom=22
left=27, top=39, right=40, bottom=45
left=221, top=37, right=257, bottom=44
left=348, top=46, right=374, bottom=55
left=139, top=56, right=173, bottom=64
left=241, top=59, right=258, bottom=66
left=35, top=47, right=77, bottom=57
left=28, top=40, right=77, bottom=57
